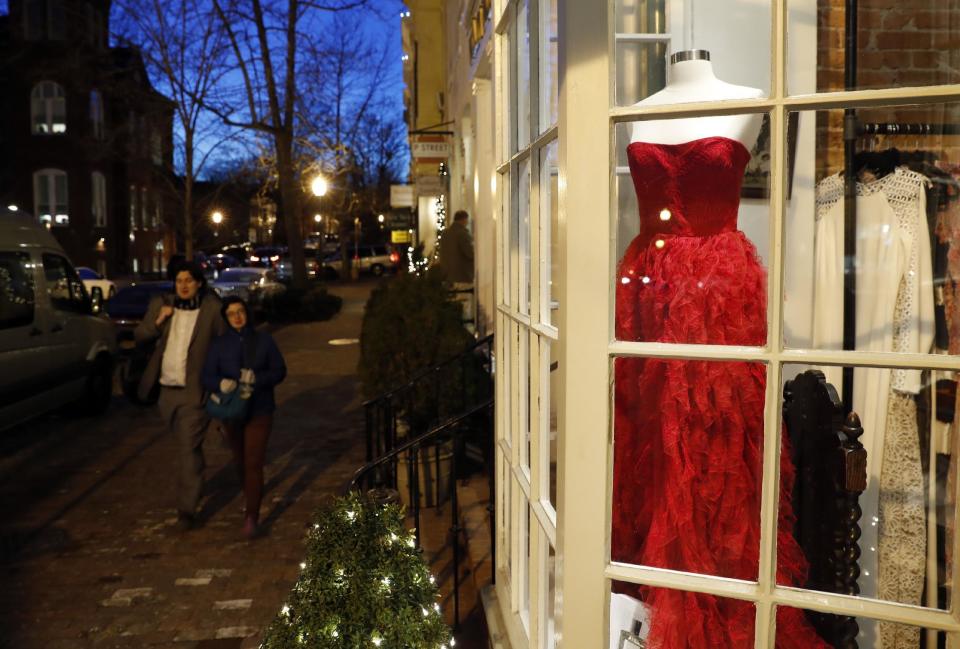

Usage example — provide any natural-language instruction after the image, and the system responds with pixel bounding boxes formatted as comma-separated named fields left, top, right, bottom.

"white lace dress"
left=814, top=167, right=934, bottom=649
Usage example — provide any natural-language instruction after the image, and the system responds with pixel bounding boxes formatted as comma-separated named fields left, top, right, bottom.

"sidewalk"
left=0, top=281, right=376, bottom=648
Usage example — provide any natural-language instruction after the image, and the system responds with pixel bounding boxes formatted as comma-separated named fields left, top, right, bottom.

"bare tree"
left=113, top=0, right=234, bottom=259
left=293, top=9, right=407, bottom=267
left=205, top=0, right=397, bottom=289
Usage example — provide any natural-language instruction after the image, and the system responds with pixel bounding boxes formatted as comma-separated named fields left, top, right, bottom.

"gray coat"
left=134, top=293, right=224, bottom=404
left=437, top=221, right=475, bottom=283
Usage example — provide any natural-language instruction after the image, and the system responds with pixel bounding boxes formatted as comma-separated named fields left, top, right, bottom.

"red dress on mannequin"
left=612, top=136, right=828, bottom=648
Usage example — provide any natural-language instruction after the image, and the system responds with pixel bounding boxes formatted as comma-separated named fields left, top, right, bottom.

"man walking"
left=436, top=209, right=475, bottom=330
left=135, top=261, right=224, bottom=529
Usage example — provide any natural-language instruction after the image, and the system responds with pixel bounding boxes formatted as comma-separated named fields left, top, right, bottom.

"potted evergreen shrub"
left=259, top=493, right=452, bottom=648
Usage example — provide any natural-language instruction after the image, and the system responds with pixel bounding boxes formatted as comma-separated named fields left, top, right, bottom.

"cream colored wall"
left=443, top=0, right=498, bottom=336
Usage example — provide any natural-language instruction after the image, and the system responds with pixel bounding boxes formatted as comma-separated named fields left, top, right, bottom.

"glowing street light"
left=311, top=175, right=328, bottom=197
left=314, top=214, right=322, bottom=224
left=377, top=214, right=385, bottom=224
left=211, top=210, right=224, bottom=237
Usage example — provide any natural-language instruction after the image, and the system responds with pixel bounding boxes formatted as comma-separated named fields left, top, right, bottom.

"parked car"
left=105, top=281, right=174, bottom=348
left=322, top=244, right=400, bottom=279
left=248, top=246, right=286, bottom=268
left=208, top=253, right=243, bottom=278
left=77, top=267, right=117, bottom=300
left=211, top=267, right=285, bottom=308
left=0, top=208, right=117, bottom=429
left=276, top=248, right=323, bottom=281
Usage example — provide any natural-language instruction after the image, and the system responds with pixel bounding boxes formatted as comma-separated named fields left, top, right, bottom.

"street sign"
left=390, top=184, right=414, bottom=208
left=391, top=230, right=413, bottom=244
left=411, top=140, right=452, bottom=159
left=387, top=211, right=414, bottom=228
left=415, top=175, right=445, bottom=196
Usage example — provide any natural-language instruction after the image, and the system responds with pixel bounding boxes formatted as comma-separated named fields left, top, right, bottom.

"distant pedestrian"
left=436, top=209, right=475, bottom=329
left=135, top=261, right=224, bottom=530
left=202, top=296, right=287, bottom=539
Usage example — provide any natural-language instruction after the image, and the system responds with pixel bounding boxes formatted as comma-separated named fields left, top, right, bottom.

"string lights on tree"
left=259, top=493, right=453, bottom=649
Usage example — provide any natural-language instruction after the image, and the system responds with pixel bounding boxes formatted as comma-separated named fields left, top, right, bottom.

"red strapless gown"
left=612, top=137, right=828, bottom=648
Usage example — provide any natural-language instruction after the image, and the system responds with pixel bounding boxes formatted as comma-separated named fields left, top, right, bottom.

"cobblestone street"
left=0, top=281, right=377, bottom=649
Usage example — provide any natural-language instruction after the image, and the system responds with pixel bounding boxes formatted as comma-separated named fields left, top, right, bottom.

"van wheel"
left=79, top=356, right=113, bottom=416
left=371, top=264, right=385, bottom=276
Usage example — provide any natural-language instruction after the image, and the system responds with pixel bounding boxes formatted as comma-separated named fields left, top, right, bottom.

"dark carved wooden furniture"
left=784, top=370, right=867, bottom=649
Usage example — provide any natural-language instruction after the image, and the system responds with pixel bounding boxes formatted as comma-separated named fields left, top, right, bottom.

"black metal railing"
left=351, top=333, right=495, bottom=631
left=364, top=334, right=494, bottom=474
left=345, top=398, right=495, bottom=630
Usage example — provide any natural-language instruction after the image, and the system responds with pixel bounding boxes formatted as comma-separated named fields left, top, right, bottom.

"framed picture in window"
left=741, top=112, right=800, bottom=200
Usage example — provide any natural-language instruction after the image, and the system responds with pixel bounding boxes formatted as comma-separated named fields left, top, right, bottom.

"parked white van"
left=0, top=207, right=117, bottom=431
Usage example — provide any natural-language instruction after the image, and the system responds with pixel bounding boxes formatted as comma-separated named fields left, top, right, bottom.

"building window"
left=89, top=90, right=104, bottom=140
left=129, top=185, right=137, bottom=230
left=33, top=169, right=68, bottom=226
left=140, top=187, right=148, bottom=231
left=91, top=172, right=107, bottom=228
left=153, top=191, right=162, bottom=230
left=31, top=81, right=66, bottom=134
left=23, top=0, right=44, bottom=40
left=0, top=252, right=36, bottom=330
left=151, top=130, right=163, bottom=166
left=47, top=0, right=65, bottom=40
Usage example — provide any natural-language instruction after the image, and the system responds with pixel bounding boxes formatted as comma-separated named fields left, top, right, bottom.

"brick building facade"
left=818, top=1, right=960, bottom=176
left=0, top=0, right=175, bottom=277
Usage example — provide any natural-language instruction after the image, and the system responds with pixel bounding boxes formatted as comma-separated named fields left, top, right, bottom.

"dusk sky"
left=0, top=1, right=409, bottom=178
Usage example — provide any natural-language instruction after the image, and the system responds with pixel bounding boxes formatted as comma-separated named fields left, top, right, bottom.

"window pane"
left=541, top=343, right=562, bottom=510
left=614, top=117, right=769, bottom=345
left=614, top=0, right=770, bottom=108
left=515, top=0, right=531, bottom=150
left=538, top=0, right=558, bottom=130
left=614, top=0, right=667, bottom=107
left=783, top=103, right=960, bottom=355
left=521, top=499, right=531, bottom=633
left=501, top=171, right=511, bottom=307
left=612, top=357, right=769, bottom=580
left=546, top=541, right=556, bottom=649
left=42, top=254, right=86, bottom=313
left=779, top=364, right=954, bottom=617
left=35, top=173, right=51, bottom=221
left=788, top=0, right=960, bottom=94
left=776, top=605, right=947, bottom=648
left=53, top=173, right=68, bottom=225
left=0, top=252, right=36, bottom=329
left=609, top=585, right=755, bottom=647
left=539, top=140, right=559, bottom=326
left=518, top=157, right=531, bottom=315
left=51, top=96, right=66, bottom=133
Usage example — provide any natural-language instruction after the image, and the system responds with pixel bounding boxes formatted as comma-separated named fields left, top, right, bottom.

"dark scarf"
left=173, top=290, right=203, bottom=310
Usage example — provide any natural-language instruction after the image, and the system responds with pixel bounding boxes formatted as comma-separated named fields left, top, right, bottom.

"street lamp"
left=211, top=210, right=223, bottom=238
left=314, top=214, right=322, bottom=224
left=311, top=175, right=328, bottom=197
left=377, top=214, right=385, bottom=224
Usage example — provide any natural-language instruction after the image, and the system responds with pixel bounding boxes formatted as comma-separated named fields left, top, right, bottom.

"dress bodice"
left=627, top=136, right=752, bottom=243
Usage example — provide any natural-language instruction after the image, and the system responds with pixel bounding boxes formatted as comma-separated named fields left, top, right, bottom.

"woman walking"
left=203, top=297, right=287, bottom=539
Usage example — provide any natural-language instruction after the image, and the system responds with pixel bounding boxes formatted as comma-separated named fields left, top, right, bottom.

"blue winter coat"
left=202, top=327, right=287, bottom=417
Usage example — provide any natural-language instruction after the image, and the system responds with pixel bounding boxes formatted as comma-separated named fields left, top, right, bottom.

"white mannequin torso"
left=629, top=55, right=764, bottom=150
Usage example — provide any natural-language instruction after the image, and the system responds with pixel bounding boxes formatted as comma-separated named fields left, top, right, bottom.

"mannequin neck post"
left=668, top=58, right=719, bottom=88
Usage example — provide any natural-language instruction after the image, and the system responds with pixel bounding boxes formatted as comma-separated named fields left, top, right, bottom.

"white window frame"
left=91, top=171, right=107, bottom=228
left=33, top=168, right=68, bottom=226
left=494, top=1, right=560, bottom=648
left=548, top=1, right=960, bottom=647
left=31, top=81, right=66, bottom=135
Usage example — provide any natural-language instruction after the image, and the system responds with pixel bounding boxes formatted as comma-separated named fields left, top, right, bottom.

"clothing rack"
left=857, top=122, right=960, bottom=137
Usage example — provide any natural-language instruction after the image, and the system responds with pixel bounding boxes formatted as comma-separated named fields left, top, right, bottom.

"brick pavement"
left=0, top=280, right=377, bottom=649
